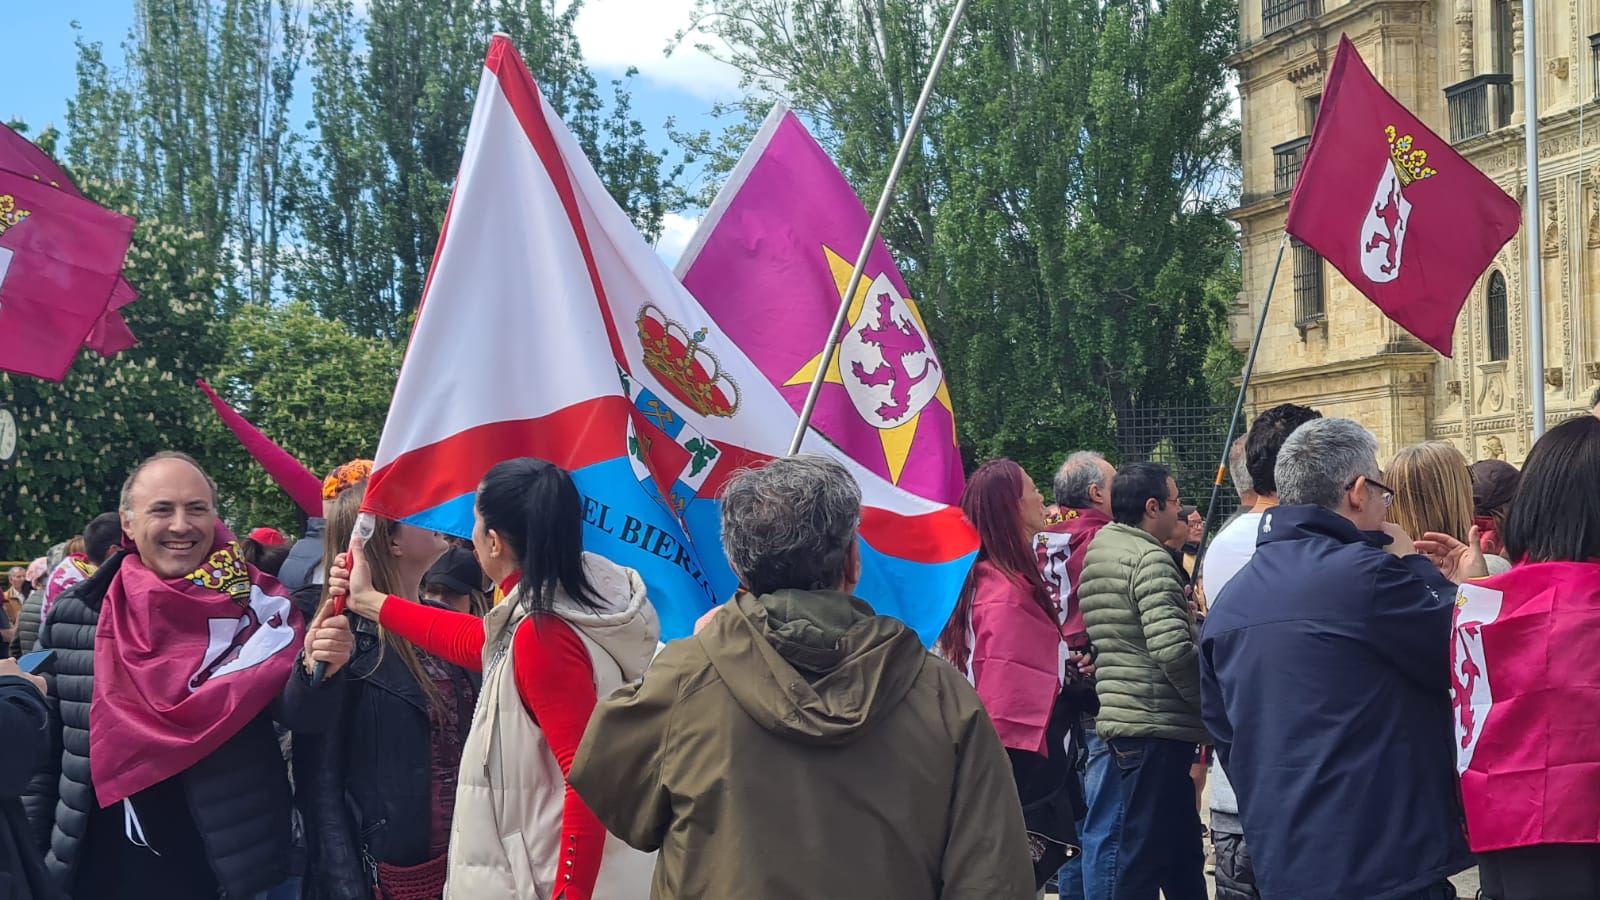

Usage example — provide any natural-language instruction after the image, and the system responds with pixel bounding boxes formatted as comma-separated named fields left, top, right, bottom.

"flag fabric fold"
left=0, top=123, right=138, bottom=358
left=0, top=168, right=135, bottom=381
left=196, top=378, right=325, bottom=517
left=1451, top=561, right=1600, bottom=851
left=363, top=36, right=976, bottom=643
left=1286, top=35, right=1520, bottom=356
left=676, top=103, right=963, bottom=505
left=91, top=524, right=304, bottom=807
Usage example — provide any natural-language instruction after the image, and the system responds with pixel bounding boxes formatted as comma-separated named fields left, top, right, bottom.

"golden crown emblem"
left=636, top=303, right=741, bottom=418
left=0, top=194, right=31, bottom=238
left=1385, top=125, right=1438, bottom=187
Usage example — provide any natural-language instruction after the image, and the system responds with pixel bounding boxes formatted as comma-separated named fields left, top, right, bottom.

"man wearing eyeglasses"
left=1199, top=418, right=1476, bottom=900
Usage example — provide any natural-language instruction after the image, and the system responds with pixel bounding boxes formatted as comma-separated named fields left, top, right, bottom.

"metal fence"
left=1114, top=401, right=1242, bottom=527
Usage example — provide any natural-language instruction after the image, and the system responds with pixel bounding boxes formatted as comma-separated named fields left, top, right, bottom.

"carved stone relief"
left=1544, top=197, right=1560, bottom=257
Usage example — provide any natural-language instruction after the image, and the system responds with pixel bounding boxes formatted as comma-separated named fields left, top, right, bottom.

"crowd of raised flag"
left=3, top=28, right=1600, bottom=900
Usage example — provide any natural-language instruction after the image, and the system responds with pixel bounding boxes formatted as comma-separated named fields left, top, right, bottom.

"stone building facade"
left=1231, top=0, right=1600, bottom=465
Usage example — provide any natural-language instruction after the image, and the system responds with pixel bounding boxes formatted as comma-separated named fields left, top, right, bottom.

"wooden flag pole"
left=786, top=0, right=970, bottom=456
left=1193, top=232, right=1291, bottom=576
left=1522, top=0, right=1547, bottom=439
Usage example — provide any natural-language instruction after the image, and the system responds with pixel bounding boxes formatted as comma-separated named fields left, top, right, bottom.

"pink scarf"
left=90, top=523, right=305, bottom=806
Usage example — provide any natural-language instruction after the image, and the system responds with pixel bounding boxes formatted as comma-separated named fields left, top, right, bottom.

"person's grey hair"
left=120, top=451, right=219, bottom=512
left=1228, top=435, right=1253, bottom=498
left=720, top=454, right=862, bottom=595
left=1275, top=418, right=1381, bottom=510
left=1053, top=451, right=1107, bottom=509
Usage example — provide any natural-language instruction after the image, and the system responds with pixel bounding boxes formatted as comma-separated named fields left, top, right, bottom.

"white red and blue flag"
left=362, top=35, right=976, bottom=641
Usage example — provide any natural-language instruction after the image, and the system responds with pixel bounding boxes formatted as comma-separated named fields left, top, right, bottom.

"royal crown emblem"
left=1359, top=125, right=1437, bottom=285
left=0, top=195, right=30, bottom=238
left=636, top=303, right=740, bottom=418
left=1385, top=125, right=1437, bottom=187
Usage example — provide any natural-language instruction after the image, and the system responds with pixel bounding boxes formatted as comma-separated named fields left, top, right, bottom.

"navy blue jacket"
left=1200, top=505, right=1472, bottom=900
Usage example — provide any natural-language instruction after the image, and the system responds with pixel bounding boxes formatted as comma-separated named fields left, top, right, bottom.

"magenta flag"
left=0, top=123, right=139, bottom=356
left=1452, top=560, right=1600, bottom=851
left=675, top=104, right=964, bottom=505
left=1285, top=37, right=1519, bottom=356
left=0, top=168, right=135, bottom=381
left=196, top=379, right=325, bottom=516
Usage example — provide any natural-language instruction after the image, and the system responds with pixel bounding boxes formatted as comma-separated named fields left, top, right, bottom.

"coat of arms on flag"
left=361, top=36, right=978, bottom=642
left=1451, top=581, right=1503, bottom=773
left=676, top=103, right=964, bottom=506
left=1286, top=35, right=1519, bottom=356
left=1359, top=126, right=1435, bottom=284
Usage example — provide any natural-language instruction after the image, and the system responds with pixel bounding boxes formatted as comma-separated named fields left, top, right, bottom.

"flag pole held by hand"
left=313, top=512, right=374, bottom=684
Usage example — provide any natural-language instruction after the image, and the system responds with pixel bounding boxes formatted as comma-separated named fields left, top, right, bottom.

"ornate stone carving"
left=1482, top=435, right=1506, bottom=460
left=1510, top=3, right=1526, bottom=123
left=1588, top=173, right=1600, bottom=247
left=1446, top=379, right=1462, bottom=398
left=1544, top=197, right=1560, bottom=257
left=1546, top=367, right=1565, bottom=389
left=1586, top=361, right=1600, bottom=384
left=1478, top=366, right=1508, bottom=412
left=1454, top=0, right=1473, bottom=79
left=1549, top=57, right=1570, bottom=80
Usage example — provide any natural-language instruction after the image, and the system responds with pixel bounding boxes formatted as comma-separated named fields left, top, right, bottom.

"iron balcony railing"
left=1445, top=73, right=1514, bottom=142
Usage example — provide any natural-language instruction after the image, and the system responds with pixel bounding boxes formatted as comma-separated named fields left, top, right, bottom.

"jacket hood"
left=552, top=552, right=661, bottom=681
left=699, top=590, right=927, bottom=747
left=1255, top=504, right=1393, bottom=551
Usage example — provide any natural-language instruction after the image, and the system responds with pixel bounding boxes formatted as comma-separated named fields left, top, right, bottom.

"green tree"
left=0, top=174, right=223, bottom=560
left=682, top=0, right=1240, bottom=478
left=198, top=302, right=402, bottom=534
left=64, top=0, right=307, bottom=309
left=294, top=0, right=684, bottom=338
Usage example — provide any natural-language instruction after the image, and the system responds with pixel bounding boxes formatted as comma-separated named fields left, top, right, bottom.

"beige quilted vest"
left=444, top=555, right=657, bottom=899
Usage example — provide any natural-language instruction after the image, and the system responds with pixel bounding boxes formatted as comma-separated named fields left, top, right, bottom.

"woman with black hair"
left=329, top=458, right=659, bottom=900
left=1420, top=415, right=1600, bottom=900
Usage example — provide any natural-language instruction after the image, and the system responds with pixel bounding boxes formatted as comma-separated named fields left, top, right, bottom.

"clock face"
left=0, top=409, right=16, bottom=463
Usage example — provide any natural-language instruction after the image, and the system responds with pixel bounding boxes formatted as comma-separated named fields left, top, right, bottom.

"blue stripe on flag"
left=856, top=538, right=975, bottom=647
left=399, top=456, right=969, bottom=646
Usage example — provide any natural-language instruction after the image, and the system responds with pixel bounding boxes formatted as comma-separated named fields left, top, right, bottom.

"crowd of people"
left=0, top=403, right=1595, bottom=900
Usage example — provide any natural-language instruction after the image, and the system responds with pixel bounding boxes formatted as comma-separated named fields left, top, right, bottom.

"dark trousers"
left=1480, top=844, right=1600, bottom=900
left=1393, top=881, right=1457, bottom=900
left=1102, top=736, right=1206, bottom=900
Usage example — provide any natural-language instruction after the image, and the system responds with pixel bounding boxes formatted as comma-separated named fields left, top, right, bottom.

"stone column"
left=1510, top=2, right=1526, bottom=124
left=1455, top=0, right=1474, bottom=80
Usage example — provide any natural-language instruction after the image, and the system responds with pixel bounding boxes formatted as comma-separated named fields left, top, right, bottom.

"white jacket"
left=445, top=553, right=659, bottom=899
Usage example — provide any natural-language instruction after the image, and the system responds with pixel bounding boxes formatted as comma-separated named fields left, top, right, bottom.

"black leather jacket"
left=294, top=595, right=479, bottom=900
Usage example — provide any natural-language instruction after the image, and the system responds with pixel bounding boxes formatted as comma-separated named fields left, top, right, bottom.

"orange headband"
left=322, top=459, right=374, bottom=500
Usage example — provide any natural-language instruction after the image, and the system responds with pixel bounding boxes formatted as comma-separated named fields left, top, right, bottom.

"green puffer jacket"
left=1079, top=523, right=1208, bottom=744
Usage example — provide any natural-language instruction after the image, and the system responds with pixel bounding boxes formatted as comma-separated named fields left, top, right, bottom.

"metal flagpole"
left=786, top=0, right=971, bottom=456
left=1193, top=232, right=1291, bottom=574
left=1523, top=0, right=1547, bottom=439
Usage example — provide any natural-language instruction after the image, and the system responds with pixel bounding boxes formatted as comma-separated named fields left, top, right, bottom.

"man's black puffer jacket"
left=24, top=550, right=341, bottom=898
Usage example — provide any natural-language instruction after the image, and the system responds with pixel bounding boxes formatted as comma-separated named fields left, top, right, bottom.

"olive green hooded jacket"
left=570, top=590, right=1035, bottom=899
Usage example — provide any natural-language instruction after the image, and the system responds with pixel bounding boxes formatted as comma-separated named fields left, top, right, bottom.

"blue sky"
left=4, top=0, right=742, bottom=257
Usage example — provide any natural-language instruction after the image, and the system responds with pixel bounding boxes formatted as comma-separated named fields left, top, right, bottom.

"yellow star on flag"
left=785, top=245, right=956, bottom=485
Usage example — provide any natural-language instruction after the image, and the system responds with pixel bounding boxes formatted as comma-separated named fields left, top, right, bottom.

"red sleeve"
left=511, top=617, right=605, bottom=900
left=377, top=596, right=487, bottom=671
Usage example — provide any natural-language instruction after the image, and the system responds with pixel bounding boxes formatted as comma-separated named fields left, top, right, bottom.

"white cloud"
left=573, top=0, right=742, bottom=101
left=654, top=211, right=702, bottom=266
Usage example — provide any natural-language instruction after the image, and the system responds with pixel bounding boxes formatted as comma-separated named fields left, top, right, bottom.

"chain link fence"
left=1114, top=402, right=1244, bottom=527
